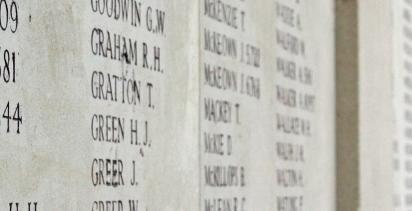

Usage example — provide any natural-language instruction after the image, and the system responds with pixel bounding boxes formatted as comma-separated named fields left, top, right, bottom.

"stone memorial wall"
left=0, top=0, right=335, bottom=210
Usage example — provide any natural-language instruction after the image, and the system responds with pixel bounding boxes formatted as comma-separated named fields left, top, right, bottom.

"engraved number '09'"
left=0, top=0, right=18, bottom=33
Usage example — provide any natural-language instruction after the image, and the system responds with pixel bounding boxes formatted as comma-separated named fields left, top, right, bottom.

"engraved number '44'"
left=2, top=102, right=22, bottom=134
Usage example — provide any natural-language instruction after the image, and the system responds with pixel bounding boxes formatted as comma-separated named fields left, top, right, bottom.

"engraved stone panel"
left=274, top=0, right=335, bottom=210
left=1, top=0, right=200, bottom=210
left=394, top=0, right=412, bottom=210
left=200, top=0, right=274, bottom=210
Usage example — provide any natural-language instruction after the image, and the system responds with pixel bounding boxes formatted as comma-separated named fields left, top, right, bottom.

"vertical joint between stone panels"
left=197, top=0, right=202, bottom=210
left=335, top=0, right=360, bottom=211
